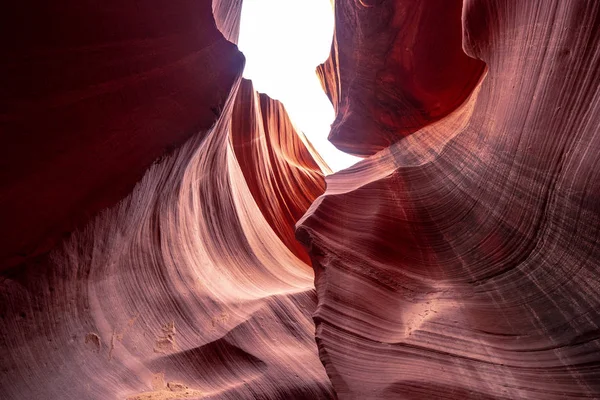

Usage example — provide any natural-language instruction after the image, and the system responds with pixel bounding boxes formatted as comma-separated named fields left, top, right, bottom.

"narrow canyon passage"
left=1, top=0, right=600, bottom=399
left=237, top=0, right=360, bottom=173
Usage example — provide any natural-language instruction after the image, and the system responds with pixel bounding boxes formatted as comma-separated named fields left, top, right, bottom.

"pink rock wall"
left=1, top=0, right=600, bottom=399
left=301, top=0, right=600, bottom=398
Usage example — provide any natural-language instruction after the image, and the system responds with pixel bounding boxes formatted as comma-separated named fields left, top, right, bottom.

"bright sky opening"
left=238, top=0, right=360, bottom=174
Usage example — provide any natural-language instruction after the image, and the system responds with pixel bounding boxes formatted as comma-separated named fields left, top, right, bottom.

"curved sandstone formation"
left=213, top=0, right=244, bottom=44
left=0, top=1, right=333, bottom=397
left=299, top=0, right=600, bottom=398
left=0, top=0, right=243, bottom=269
left=317, top=0, right=486, bottom=156
left=2, top=0, right=600, bottom=399
left=232, top=79, right=327, bottom=265
left=0, top=74, right=333, bottom=398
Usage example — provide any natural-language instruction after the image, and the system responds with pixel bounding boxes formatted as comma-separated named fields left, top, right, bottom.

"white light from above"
left=238, top=0, right=360, bottom=174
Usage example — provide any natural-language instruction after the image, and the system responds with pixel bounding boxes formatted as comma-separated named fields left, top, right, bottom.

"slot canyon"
left=1, top=0, right=599, bottom=399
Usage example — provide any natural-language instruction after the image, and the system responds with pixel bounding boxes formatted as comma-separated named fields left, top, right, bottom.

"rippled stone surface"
left=3, top=0, right=600, bottom=399
left=0, top=1, right=333, bottom=396
left=0, top=75, right=333, bottom=399
left=317, top=0, right=486, bottom=156
left=232, top=79, right=327, bottom=265
left=0, top=0, right=243, bottom=269
left=299, top=0, right=600, bottom=398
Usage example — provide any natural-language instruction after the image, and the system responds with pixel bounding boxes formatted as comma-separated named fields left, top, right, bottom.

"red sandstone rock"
left=0, top=0, right=243, bottom=269
left=2, top=0, right=600, bottom=399
left=213, top=0, right=244, bottom=44
left=232, top=79, right=326, bottom=265
left=317, top=0, right=486, bottom=156
left=0, top=74, right=333, bottom=398
left=299, top=0, right=600, bottom=398
left=0, top=1, right=333, bottom=398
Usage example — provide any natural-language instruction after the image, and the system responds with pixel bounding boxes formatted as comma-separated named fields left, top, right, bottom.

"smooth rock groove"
left=299, top=0, right=600, bottom=398
left=0, top=0, right=243, bottom=269
left=2, top=0, right=600, bottom=399
left=1, top=1, right=332, bottom=398
left=0, top=76, right=333, bottom=399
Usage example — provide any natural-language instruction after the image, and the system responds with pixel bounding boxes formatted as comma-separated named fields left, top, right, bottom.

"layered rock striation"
left=0, top=0, right=243, bottom=269
left=317, top=0, right=486, bottom=156
left=2, top=0, right=600, bottom=399
left=300, top=0, right=600, bottom=398
left=1, top=1, right=332, bottom=398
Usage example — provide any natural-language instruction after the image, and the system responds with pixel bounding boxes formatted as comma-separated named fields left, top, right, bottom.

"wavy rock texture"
left=0, top=0, right=243, bottom=269
left=300, top=0, right=600, bottom=398
left=317, top=0, right=486, bottom=156
left=0, top=1, right=333, bottom=397
left=232, top=79, right=328, bottom=265
left=3, top=0, right=600, bottom=399
left=0, top=73, right=333, bottom=398
left=213, top=0, right=244, bottom=44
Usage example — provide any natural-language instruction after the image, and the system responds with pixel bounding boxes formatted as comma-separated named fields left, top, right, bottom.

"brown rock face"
left=3, top=0, right=600, bottom=399
left=299, top=0, right=600, bottom=398
left=213, top=0, right=244, bottom=44
left=0, top=0, right=333, bottom=398
left=232, top=79, right=327, bottom=265
left=0, top=77, right=333, bottom=399
left=0, top=0, right=243, bottom=269
left=317, top=0, right=486, bottom=156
